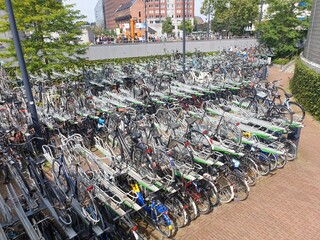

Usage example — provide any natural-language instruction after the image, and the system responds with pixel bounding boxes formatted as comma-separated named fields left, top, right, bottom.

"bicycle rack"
left=6, top=184, right=42, bottom=240
left=69, top=198, right=104, bottom=237
left=34, top=194, right=77, bottom=239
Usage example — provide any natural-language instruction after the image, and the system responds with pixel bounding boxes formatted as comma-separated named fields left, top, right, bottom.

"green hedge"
left=290, top=59, right=320, bottom=120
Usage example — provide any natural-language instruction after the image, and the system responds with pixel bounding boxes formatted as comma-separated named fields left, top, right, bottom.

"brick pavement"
left=170, top=66, right=320, bottom=240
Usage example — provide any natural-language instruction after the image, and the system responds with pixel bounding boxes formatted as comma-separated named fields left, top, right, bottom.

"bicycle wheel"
left=229, top=174, right=249, bottom=201
left=181, top=194, right=199, bottom=221
left=164, top=196, right=189, bottom=228
left=167, top=139, right=194, bottom=174
left=240, top=156, right=259, bottom=186
left=239, top=97, right=258, bottom=115
left=215, top=175, right=234, bottom=203
left=206, top=182, right=220, bottom=207
left=282, top=139, right=297, bottom=161
left=51, top=160, right=70, bottom=194
left=269, top=105, right=293, bottom=126
left=187, top=130, right=212, bottom=159
left=253, top=152, right=270, bottom=176
left=153, top=149, right=175, bottom=182
left=217, top=121, right=242, bottom=150
left=77, top=181, right=100, bottom=225
left=131, top=148, right=157, bottom=180
left=155, top=214, right=174, bottom=238
left=264, top=152, right=278, bottom=172
left=288, top=101, right=305, bottom=123
left=192, top=187, right=211, bottom=215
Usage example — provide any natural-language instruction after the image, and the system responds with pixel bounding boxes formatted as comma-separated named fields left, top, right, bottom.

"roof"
left=115, top=0, right=136, bottom=13
left=195, top=16, right=204, bottom=24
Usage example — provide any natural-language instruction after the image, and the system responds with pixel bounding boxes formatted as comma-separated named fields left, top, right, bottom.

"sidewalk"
left=173, top=66, right=320, bottom=240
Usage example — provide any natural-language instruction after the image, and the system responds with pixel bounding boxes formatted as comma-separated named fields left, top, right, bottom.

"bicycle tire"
left=268, top=105, right=293, bottom=126
left=215, top=174, right=234, bottom=203
left=131, top=148, right=157, bottom=180
left=239, top=97, right=258, bottom=115
left=240, top=156, right=259, bottom=186
left=164, top=196, right=190, bottom=228
left=192, top=187, right=211, bottom=215
left=288, top=101, right=305, bottom=123
left=253, top=152, right=270, bottom=176
left=282, top=139, right=297, bottom=161
left=187, top=130, right=212, bottom=160
left=229, top=174, right=250, bottom=201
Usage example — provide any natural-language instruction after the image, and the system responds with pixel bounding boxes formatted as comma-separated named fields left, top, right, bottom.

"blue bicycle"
left=131, top=183, right=174, bottom=238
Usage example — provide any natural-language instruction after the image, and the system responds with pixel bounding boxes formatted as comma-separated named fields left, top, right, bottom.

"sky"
left=67, top=0, right=206, bottom=23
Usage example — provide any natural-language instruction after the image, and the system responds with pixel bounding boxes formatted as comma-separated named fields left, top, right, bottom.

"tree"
left=201, top=0, right=259, bottom=36
left=193, top=17, right=198, bottom=31
left=178, top=20, right=193, bottom=34
left=0, top=0, right=88, bottom=78
left=259, top=0, right=312, bottom=58
left=162, top=17, right=174, bottom=35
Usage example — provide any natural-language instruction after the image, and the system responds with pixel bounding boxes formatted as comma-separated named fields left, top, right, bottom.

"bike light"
left=86, top=185, right=94, bottom=192
left=183, top=205, right=188, bottom=209
left=168, top=225, right=173, bottom=230
left=202, top=130, right=208, bottom=134
left=184, top=141, right=190, bottom=147
left=236, top=122, right=240, bottom=126
left=131, top=225, right=138, bottom=231
left=209, top=138, right=213, bottom=144
left=146, top=148, right=153, bottom=154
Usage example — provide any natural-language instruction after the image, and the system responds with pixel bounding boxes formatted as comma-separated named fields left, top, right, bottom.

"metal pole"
left=145, top=0, right=148, bottom=42
left=5, top=0, right=42, bottom=138
left=207, top=4, right=210, bottom=39
left=182, top=0, right=186, bottom=73
left=257, top=0, right=264, bottom=39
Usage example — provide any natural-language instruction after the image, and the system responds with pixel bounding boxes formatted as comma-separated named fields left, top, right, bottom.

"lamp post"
left=145, top=0, right=148, bottom=42
left=207, top=3, right=211, bottom=39
left=5, top=0, right=42, bottom=140
left=182, top=0, right=186, bottom=73
left=257, top=0, right=264, bottom=39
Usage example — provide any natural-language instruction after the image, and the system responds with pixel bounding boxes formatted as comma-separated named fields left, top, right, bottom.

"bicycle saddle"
left=131, top=132, right=142, bottom=140
left=34, top=155, right=47, bottom=166
left=185, top=117, right=197, bottom=126
left=285, top=93, right=293, bottom=98
left=169, top=122, right=181, bottom=130
left=221, top=105, right=232, bottom=112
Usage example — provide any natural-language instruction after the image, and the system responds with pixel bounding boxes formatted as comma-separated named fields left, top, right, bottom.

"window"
left=139, top=19, right=141, bottom=23
left=139, top=11, right=141, bottom=17
left=177, top=10, right=181, bottom=13
left=149, top=4, right=153, bottom=7
left=150, top=20, right=153, bottom=23
left=161, top=4, right=165, bottom=8
left=161, top=10, right=165, bottom=13
left=155, top=10, right=159, bottom=13
left=149, top=10, right=154, bottom=13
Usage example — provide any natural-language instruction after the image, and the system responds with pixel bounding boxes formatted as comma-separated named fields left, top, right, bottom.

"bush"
left=273, top=58, right=291, bottom=65
left=290, top=59, right=320, bottom=120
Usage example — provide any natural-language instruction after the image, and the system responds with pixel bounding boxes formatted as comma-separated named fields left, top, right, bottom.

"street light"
left=145, top=0, right=148, bottom=42
left=5, top=0, right=42, bottom=141
left=182, top=0, right=186, bottom=73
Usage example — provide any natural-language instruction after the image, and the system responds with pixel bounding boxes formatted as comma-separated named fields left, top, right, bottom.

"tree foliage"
left=259, top=0, right=312, bottom=58
left=162, top=17, right=174, bottom=35
left=0, top=0, right=88, bottom=77
left=178, top=20, right=193, bottom=34
left=201, top=0, right=259, bottom=36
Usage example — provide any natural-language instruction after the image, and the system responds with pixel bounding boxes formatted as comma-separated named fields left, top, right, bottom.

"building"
left=103, top=0, right=195, bottom=36
left=104, top=0, right=129, bottom=30
left=303, top=0, right=320, bottom=71
left=114, top=0, right=146, bottom=39
left=145, top=0, right=195, bottom=36
left=94, top=0, right=106, bottom=29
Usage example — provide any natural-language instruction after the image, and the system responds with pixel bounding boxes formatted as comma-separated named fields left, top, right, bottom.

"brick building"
left=101, top=0, right=195, bottom=36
